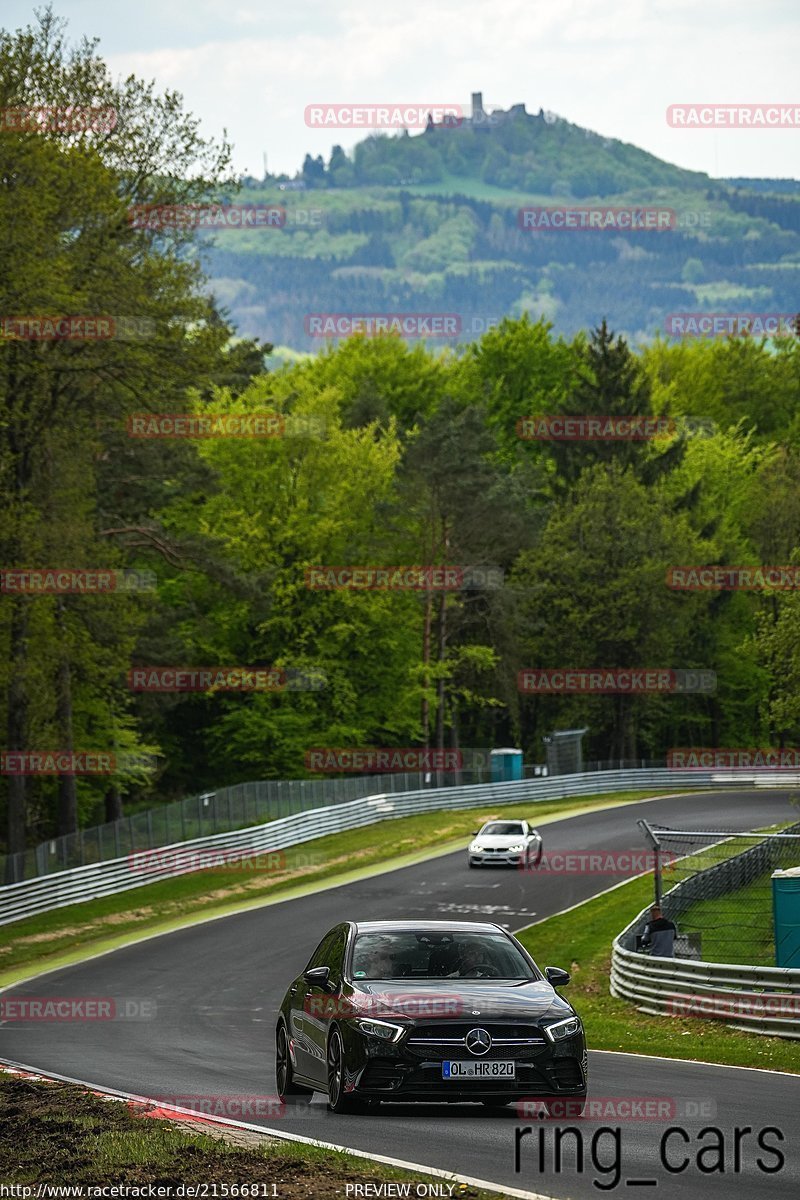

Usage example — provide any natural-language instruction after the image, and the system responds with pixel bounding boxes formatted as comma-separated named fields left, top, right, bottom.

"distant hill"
left=204, top=96, right=800, bottom=350
left=293, top=98, right=711, bottom=196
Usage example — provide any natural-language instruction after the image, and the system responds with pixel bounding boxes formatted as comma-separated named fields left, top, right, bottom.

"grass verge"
left=0, top=1074, right=500, bottom=1196
left=677, top=871, right=776, bottom=966
left=645, top=820, right=796, bottom=966
left=0, top=790, right=669, bottom=987
left=515, top=873, right=799, bottom=1074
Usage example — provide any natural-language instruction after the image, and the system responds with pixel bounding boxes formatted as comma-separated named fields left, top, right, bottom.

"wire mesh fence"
left=1, top=755, right=674, bottom=886
left=633, top=820, right=800, bottom=966
left=0, top=763, right=495, bottom=885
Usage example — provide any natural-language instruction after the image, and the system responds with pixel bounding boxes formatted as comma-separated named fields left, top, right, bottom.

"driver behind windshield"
left=352, top=939, right=395, bottom=979
left=448, top=939, right=496, bottom=978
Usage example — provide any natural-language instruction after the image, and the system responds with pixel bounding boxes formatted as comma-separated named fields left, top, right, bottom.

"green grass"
left=0, top=790, right=669, bottom=986
left=675, top=871, right=777, bottom=966
left=516, top=872, right=799, bottom=1074
left=656, top=822, right=797, bottom=966
left=0, top=1075, right=492, bottom=1195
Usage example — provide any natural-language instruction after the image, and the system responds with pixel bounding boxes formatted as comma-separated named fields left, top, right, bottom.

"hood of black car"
left=347, top=979, right=572, bottom=1021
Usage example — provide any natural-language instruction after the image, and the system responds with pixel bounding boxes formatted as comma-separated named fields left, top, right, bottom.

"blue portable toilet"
left=772, top=867, right=800, bottom=967
left=490, top=748, right=523, bottom=783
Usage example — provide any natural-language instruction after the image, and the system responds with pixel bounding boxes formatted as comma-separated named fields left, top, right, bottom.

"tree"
left=0, top=8, right=232, bottom=867
left=512, top=464, right=711, bottom=760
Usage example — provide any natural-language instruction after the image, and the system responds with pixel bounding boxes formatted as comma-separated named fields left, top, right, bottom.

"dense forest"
left=2, top=14, right=800, bottom=863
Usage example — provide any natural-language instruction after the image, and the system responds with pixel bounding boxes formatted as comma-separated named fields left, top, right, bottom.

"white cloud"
left=7, top=0, right=799, bottom=178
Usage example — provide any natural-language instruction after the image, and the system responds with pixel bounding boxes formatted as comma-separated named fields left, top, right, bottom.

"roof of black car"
left=352, top=920, right=506, bottom=933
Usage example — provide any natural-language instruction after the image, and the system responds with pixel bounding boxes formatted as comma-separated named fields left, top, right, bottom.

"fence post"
left=638, top=818, right=662, bottom=906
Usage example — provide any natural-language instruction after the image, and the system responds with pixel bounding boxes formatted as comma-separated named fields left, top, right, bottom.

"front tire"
left=326, top=1029, right=367, bottom=1113
left=276, top=1023, right=313, bottom=1102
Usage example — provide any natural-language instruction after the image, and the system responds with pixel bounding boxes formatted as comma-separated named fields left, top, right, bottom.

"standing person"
left=641, top=905, right=677, bottom=957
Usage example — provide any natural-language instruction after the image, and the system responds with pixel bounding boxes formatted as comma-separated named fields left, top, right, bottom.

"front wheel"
left=327, top=1029, right=367, bottom=1113
left=276, top=1023, right=313, bottom=1102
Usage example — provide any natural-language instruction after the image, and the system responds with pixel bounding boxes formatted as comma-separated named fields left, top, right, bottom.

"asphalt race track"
left=2, top=790, right=799, bottom=1198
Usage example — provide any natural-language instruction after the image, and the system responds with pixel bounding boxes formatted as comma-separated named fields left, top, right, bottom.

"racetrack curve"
left=2, top=790, right=799, bottom=1199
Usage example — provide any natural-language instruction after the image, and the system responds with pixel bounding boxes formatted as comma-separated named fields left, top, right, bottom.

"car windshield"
left=350, top=930, right=537, bottom=981
left=480, top=822, right=525, bottom=836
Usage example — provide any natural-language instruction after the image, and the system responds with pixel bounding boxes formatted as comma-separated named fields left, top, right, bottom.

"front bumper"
left=468, top=850, right=526, bottom=866
left=343, top=1022, right=586, bottom=1101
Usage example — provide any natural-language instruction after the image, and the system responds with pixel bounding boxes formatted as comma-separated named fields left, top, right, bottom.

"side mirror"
left=472, top=830, right=480, bottom=836
left=304, top=965, right=334, bottom=991
left=545, top=966, right=570, bottom=987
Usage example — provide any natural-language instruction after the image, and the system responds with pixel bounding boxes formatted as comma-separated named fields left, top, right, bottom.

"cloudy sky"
left=4, top=0, right=799, bottom=180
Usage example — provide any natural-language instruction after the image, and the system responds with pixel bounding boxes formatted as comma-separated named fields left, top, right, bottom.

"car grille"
left=405, top=1023, right=546, bottom=1060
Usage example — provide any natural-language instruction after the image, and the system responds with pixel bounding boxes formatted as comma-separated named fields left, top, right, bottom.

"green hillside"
left=202, top=99, right=800, bottom=350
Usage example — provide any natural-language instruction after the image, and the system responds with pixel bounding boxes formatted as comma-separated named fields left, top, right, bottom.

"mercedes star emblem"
left=465, top=1027, right=492, bottom=1056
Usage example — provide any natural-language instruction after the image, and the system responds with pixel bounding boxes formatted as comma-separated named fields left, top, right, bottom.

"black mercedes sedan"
left=275, top=919, right=587, bottom=1113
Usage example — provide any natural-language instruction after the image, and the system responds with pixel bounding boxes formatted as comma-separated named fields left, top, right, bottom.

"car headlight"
left=543, top=1016, right=582, bottom=1043
left=507, top=843, right=526, bottom=853
left=469, top=841, right=483, bottom=853
left=355, top=1017, right=405, bottom=1043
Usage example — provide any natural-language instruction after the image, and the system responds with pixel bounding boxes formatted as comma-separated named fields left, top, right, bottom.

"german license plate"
left=442, top=1060, right=515, bottom=1079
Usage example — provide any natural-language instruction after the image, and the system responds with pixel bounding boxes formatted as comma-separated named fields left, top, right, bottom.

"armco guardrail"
left=2, top=765, right=499, bottom=884
left=1, top=766, right=796, bottom=927
left=611, top=824, right=800, bottom=1039
left=2, top=755, right=668, bottom=885
left=611, top=923, right=800, bottom=1037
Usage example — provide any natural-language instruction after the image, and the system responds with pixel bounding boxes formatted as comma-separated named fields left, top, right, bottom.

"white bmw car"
left=467, top=819, right=543, bottom=868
